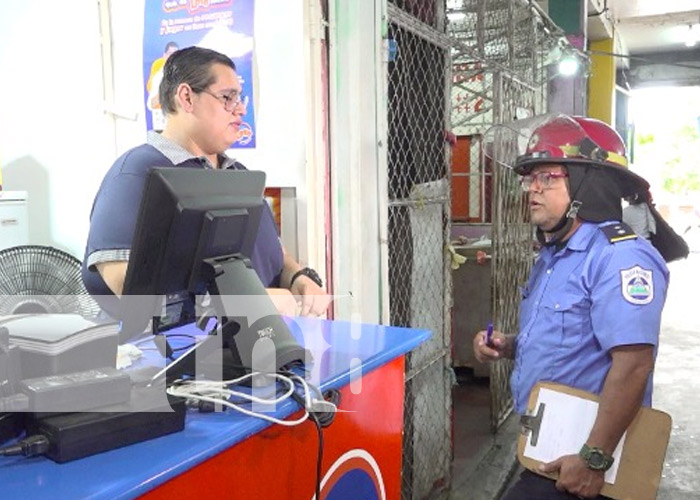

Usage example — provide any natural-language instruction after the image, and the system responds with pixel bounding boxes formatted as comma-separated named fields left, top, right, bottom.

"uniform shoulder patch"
left=601, top=222, right=638, bottom=244
left=621, top=266, right=654, bottom=305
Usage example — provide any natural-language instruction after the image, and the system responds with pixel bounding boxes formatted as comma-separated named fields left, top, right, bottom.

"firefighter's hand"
left=473, top=330, right=512, bottom=362
left=539, top=455, right=605, bottom=499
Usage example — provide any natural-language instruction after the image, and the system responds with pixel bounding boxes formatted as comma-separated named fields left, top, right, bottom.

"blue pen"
left=486, top=322, right=493, bottom=347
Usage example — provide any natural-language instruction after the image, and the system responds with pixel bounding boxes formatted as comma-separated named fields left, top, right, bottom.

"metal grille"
left=489, top=73, right=536, bottom=429
left=449, top=0, right=557, bottom=222
left=446, top=0, right=562, bottom=431
left=385, top=2, right=452, bottom=498
left=390, top=0, right=444, bottom=29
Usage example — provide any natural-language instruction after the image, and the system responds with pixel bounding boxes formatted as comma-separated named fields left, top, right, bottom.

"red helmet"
left=514, top=114, right=647, bottom=196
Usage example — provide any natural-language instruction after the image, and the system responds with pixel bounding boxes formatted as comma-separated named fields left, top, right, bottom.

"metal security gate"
left=447, top=0, right=564, bottom=430
left=489, top=72, right=538, bottom=430
left=385, top=2, right=452, bottom=498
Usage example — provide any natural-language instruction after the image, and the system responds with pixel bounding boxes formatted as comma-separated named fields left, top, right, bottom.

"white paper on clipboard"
left=523, top=387, right=627, bottom=484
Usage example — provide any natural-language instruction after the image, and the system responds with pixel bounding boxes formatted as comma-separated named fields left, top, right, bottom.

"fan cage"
left=0, top=245, right=101, bottom=318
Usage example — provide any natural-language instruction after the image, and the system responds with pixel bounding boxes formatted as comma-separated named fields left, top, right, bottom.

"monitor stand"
left=157, top=255, right=310, bottom=385
left=154, top=320, right=243, bottom=385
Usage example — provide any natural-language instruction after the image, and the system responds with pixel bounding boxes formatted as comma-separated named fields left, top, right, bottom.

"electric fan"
left=0, top=245, right=101, bottom=317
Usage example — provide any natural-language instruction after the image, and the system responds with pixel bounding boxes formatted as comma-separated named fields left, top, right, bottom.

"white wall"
left=0, top=0, right=312, bottom=264
left=329, top=0, right=385, bottom=324
left=0, top=1, right=114, bottom=257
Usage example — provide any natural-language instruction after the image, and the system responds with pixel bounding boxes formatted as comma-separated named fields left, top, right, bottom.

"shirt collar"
left=562, top=220, right=618, bottom=252
left=146, top=130, right=237, bottom=170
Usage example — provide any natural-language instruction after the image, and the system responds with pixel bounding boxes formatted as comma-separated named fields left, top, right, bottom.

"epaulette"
left=601, top=222, right=638, bottom=244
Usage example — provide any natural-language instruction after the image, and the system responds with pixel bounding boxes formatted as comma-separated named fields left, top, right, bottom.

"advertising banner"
left=143, top=0, right=256, bottom=148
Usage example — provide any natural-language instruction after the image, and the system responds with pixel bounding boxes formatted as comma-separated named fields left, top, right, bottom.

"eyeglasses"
left=199, top=89, right=248, bottom=112
left=519, top=171, right=568, bottom=192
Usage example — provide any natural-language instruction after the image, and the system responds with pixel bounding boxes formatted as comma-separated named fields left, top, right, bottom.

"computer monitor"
left=119, top=167, right=308, bottom=379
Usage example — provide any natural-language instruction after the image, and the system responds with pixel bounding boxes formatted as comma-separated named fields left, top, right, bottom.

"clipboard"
left=517, top=382, right=672, bottom=500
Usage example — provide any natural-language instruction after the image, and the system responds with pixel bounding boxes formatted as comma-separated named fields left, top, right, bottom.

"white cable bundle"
left=166, top=371, right=336, bottom=426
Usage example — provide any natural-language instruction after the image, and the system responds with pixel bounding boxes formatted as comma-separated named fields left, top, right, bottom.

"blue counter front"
left=0, top=317, right=430, bottom=500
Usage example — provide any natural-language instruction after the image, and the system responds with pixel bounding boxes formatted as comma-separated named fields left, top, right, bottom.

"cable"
left=147, top=330, right=256, bottom=385
left=290, top=388, right=337, bottom=500
left=164, top=334, right=197, bottom=342
left=587, top=8, right=608, bottom=17
left=166, top=372, right=337, bottom=427
left=132, top=335, right=157, bottom=347
left=588, top=49, right=700, bottom=71
left=147, top=337, right=210, bottom=385
left=133, top=333, right=198, bottom=360
left=162, top=361, right=338, bottom=496
left=291, top=387, right=340, bottom=500
left=587, top=0, right=608, bottom=18
left=309, top=411, right=323, bottom=500
left=0, top=435, right=50, bottom=457
left=172, top=344, right=196, bottom=353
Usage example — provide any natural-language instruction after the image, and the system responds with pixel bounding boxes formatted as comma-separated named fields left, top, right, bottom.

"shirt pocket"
left=542, top=292, right=590, bottom=349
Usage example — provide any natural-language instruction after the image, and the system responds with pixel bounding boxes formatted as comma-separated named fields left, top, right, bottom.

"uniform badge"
left=621, top=266, right=654, bottom=305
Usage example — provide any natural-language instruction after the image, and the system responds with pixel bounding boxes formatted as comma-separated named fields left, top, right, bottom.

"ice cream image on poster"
left=198, top=25, right=254, bottom=58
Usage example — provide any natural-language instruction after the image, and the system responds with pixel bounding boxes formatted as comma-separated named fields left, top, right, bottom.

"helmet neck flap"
left=505, top=114, right=648, bottom=247
left=536, top=164, right=623, bottom=247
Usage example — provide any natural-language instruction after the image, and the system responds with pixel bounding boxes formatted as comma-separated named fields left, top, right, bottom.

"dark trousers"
left=501, top=470, right=612, bottom=500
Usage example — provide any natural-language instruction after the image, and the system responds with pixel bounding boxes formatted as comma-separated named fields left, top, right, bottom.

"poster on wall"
left=143, top=0, right=256, bottom=148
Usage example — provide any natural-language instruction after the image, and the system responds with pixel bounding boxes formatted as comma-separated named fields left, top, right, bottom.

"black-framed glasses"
left=199, top=89, right=248, bottom=112
left=520, top=171, right=568, bottom=192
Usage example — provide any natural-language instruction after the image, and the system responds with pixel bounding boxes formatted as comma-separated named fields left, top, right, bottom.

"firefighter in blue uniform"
left=474, top=115, right=670, bottom=500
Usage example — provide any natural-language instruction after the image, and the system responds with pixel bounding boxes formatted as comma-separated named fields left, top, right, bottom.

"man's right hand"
left=266, top=288, right=299, bottom=316
left=473, top=329, right=511, bottom=363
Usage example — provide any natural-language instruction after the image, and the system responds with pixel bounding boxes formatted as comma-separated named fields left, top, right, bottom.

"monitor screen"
left=123, top=167, right=265, bottom=299
left=119, top=167, right=308, bottom=376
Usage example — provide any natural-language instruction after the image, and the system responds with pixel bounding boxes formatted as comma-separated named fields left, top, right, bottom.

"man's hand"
left=290, top=275, right=331, bottom=317
left=539, top=454, right=605, bottom=499
left=473, top=329, right=512, bottom=362
left=266, top=288, right=298, bottom=316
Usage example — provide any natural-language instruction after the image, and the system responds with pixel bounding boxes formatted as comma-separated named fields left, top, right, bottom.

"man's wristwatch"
left=290, top=267, right=323, bottom=288
left=579, top=444, right=614, bottom=472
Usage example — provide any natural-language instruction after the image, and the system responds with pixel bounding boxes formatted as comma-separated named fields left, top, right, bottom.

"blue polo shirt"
left=511, top=221, right=669, bottom=414
left=82, top=133, right=283, bottom=318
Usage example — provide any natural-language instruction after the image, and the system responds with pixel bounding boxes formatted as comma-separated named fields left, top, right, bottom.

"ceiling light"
left=558, top=55, right=580, bottom=76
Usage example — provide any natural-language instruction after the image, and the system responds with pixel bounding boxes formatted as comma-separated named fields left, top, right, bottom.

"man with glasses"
left=83, top=46, right=328, bottom=320
left=473, top=115, right=669, bottom=499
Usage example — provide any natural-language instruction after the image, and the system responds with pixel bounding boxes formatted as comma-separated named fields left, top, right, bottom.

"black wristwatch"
left=290, top=267, right=323, bottom=288
left=579, top=444, right=614, bottom=472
